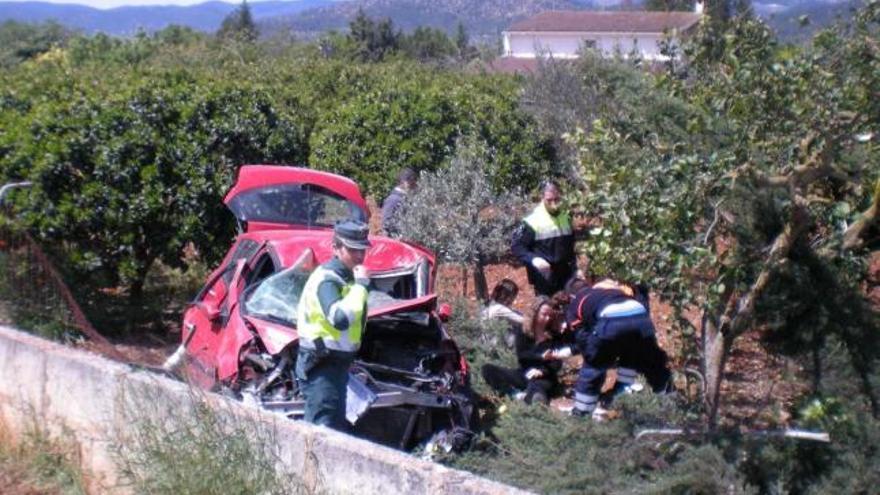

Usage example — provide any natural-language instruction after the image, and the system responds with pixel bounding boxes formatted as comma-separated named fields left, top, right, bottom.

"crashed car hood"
left=224, top=165, right=370, bottom=231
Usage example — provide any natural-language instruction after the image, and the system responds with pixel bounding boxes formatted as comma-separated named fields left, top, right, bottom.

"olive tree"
left=395, top=138, right=525, bottom=301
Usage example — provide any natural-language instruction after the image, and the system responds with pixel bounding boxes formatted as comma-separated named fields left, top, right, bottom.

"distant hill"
left=269, top=0, right=607, bottom=37
left=266, top=0, right=864, bottom=40
left=0, top=0, right=334, bottom=35
left=760, top=0, right=861, bottom=43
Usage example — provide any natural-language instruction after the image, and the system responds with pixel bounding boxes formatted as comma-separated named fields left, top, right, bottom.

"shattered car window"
left=244, top=269, right=411, bottom=327
left=368, top=290, right=403, bottom=311
left=243, top=266, right=311, bottom=326
left=228, top=183, right=367, bottom=227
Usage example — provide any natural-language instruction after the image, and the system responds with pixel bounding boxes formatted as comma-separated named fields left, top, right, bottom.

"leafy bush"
left=0, top=20, right=72, bottom=68
left=394, top=138, right=526, bottom=300
left=309, top=69, right=551, bottom=196
left=0, top=33, right=550, bottom=320
left=571, top=6, right=880, bottom=424
left=2, top=75, right=309, bottom=304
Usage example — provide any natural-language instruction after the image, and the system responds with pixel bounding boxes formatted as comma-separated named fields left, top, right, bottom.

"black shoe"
left=570, top=408, right=590, bottom=418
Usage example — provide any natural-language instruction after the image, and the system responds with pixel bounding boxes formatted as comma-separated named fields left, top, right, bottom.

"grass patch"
left=0, top=419, right=87, bottom=495
left=112, top=385, right=305, bottom=495
left=446, top=397, right=752, bottom=495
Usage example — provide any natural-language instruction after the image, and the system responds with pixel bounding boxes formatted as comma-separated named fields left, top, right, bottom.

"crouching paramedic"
left=296, top=220, right=371, bottom=429
left=566, top=279, right=671, bottom=420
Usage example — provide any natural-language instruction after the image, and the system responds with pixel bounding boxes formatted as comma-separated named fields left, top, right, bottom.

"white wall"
left=504, top=31, right=673, bottom=61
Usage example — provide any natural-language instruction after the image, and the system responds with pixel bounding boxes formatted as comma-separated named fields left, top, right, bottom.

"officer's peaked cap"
left=334, top=219, right=371, bottom=250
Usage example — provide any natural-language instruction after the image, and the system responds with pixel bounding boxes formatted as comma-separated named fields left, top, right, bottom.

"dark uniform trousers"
left=296, top=347, right=355, bottom=429
left=481, top=364, right=557, bottom=405
left=574, top=314, right=670, bottom=397
left=528, top=263, right=574, bottom=297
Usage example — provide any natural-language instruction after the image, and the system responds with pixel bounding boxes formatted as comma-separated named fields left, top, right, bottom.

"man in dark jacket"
left=566, top=279, right=671, bottom=420
left=511, top=181, right=575, bottom=296
left=381, top=168, right=418, bottom=236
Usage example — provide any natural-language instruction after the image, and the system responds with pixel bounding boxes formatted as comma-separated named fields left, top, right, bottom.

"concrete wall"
left=0, top=325, right=530, bottom=495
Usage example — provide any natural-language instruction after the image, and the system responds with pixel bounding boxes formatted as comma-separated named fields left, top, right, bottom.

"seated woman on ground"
left=481, top=293, right=575, bottom=405
left=481, top=279, right=524, bottom=348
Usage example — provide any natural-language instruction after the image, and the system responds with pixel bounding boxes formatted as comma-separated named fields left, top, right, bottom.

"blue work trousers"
left=574, top=314, right=670, bottom=397
left=295, top=347, right=354, bottom=430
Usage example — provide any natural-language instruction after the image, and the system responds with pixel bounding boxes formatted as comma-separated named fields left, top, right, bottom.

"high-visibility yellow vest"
left=297, top=265, right=367, bottom=353
left=523, top=203, right=571, bottom=241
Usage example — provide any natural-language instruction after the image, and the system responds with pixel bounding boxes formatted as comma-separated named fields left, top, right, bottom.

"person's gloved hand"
left=525, top=368, right=544, bottom=380
left=353, top=265, right=370, bottom=286
left=531, top=257, right=552, bottom=278
left=554, top=347, right=573, bottom=359
left=542, top=347, right=574, bottom=360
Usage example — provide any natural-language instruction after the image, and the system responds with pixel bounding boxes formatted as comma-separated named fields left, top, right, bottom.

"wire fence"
left=0, top=184, right=125, bottom=360
left=0, top=218, right=106, bottom=344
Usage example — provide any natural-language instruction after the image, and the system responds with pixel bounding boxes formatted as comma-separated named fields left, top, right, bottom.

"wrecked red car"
left=166, top=165, right=475, bottom=450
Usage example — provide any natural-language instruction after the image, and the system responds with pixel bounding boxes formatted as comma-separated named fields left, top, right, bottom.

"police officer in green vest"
left=512, top=180, right=575, bottom=296
left=295, top=219, right=371, bottom=429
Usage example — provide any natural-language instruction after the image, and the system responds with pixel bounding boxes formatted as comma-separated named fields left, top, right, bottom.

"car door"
left=182, top=239, right=260, bottom=388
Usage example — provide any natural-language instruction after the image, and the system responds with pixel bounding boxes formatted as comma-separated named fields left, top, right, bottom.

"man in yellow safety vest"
left=295, top=219, right=371, bottom=429
left=511, top=180, right=575, bottom=296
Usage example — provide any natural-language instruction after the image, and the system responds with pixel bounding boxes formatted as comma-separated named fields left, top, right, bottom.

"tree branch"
left=841, top=178, right=880, bottom=251
left=718, top=199, right=810, bottom=339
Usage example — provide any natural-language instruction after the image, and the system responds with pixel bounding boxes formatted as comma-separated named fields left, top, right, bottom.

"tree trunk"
left=460, top=264, right=468, bottom=298
left=703, top=215, right=805, bottom=429
left=702, top=316, right=730, bottom=429
left=128, top=256, right=155, bottom=315
left=472, top=256, right=489, bottom=304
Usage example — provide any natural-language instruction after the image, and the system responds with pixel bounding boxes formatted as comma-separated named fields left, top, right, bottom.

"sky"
left=0, top=0, right=278, bottom=10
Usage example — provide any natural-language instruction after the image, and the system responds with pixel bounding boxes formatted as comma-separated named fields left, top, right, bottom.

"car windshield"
left=243, top=267, right=408, bottom=328
left=228, top=183, right=367, bottom=227
left=243, top=265, right=311, bottom=327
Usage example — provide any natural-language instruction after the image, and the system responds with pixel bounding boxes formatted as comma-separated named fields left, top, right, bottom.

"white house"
left=500, top=5, right=703, bottom=63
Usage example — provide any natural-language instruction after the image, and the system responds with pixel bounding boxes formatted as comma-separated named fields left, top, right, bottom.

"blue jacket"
left=381, top=187, right=407, bottom=235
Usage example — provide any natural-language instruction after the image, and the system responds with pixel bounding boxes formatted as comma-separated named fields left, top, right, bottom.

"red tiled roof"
left=507, top=10, right=702, bottom=34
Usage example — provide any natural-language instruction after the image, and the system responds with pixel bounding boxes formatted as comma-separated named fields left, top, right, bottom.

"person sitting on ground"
left=481, top=294, right=575, bottom=405
left=481, top=279, right=524, bottom=348
left=565, top=278, right=671, bottom=421
left=381, top=168, right=418, bottom=236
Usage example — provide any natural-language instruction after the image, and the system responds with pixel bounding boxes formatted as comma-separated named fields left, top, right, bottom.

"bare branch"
left=841, top=178, right=880, bottom=251
left=718, top=199, right=810, bottom=338
left=635, top=429, right=830, bottom=442
left=703, top=199, right=725, bottom=245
